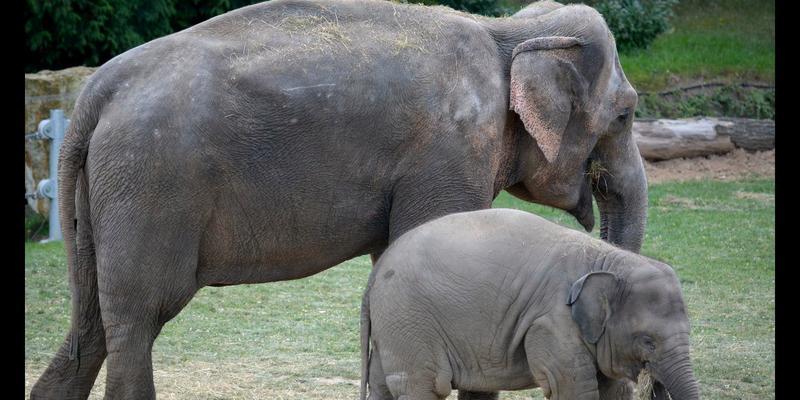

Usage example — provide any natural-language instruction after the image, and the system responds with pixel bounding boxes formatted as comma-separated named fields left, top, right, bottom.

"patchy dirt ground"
left=644, top=149, right=774, bottom=184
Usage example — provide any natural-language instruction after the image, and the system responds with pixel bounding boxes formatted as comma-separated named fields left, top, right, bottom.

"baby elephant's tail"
left=359, top=287, right=371, bottom=400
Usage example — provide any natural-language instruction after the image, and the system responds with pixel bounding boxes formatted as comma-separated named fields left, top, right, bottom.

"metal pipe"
left=46, top=110, right=65, bottom=241
left=25, top=109, right=68, bottom=242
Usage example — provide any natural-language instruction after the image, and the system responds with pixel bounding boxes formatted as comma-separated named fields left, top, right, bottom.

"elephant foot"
left=30, top=331, right=107, bottom=400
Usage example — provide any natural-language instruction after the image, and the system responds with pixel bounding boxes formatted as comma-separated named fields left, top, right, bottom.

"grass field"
left=25, top=178, right=774, bottom=399
left=618, top=0, right=775, bottom=91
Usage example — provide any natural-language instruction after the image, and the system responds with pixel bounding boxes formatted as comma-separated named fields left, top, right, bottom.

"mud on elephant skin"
left=361, top=209, right=698, bottom=400
left=31, top=0, right=647, bottom=398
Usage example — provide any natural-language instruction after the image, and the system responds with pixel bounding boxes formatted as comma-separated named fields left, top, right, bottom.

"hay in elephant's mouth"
left=586, top=159, right=611, bottom=180
left=636, top=370, right=654, bottom=399
left=586, top=159, right=612, bottom=198
left=635, top=369, right=673, bottom=400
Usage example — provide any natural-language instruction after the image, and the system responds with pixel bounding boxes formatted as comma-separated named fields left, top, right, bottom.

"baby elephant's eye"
left=640, top=335, right=656, bottom=352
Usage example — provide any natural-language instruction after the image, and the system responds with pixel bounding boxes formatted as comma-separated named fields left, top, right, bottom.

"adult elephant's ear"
left=510, top=36, right=586, bottom=163
left=567, top=271, right=618, bottom=343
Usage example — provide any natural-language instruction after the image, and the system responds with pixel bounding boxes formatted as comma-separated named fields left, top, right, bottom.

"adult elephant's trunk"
left=648, top=337, right=700, bottom=400
left=590, top=126, right=648, bottom=253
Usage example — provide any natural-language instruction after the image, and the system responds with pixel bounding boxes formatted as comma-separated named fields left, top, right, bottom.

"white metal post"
left=29, top=109, right=68, bottom=242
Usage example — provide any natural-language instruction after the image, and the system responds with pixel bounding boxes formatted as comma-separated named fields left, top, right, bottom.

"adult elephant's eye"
left=617, top=108, right=631, bottom=122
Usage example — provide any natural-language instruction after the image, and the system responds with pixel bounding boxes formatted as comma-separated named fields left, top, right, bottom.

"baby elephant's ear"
left=567, top=271, right=619, bottom=343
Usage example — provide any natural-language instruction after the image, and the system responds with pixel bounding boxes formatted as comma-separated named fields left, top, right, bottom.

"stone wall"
left=25, top=66, right=96, bottom=215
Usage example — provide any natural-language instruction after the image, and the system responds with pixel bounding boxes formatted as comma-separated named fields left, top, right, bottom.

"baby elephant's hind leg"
left=368, top=345, right=393, bottom=400
left=383, top=367, right=452, bottom=400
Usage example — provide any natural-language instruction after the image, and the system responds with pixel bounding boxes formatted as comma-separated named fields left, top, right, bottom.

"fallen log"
left=716, top=117, right=775, bottom=151
left=632, top=117, right=774, bottom=161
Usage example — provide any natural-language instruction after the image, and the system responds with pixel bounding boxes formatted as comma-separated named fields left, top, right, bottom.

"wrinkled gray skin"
left=362, top=209, right=698, bottom=400
left=31, top=0, right=647, bottom=398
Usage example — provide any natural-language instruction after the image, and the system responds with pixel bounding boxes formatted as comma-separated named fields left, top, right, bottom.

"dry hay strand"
left=636, top=369, right=673, bottom=400
left=636, top=370, right=654, bottom=399
left=586, top=159, right=611, bottom=182
left=392, top=34, right=429, bottom=55
left=586, top=159, right=612, bottom=199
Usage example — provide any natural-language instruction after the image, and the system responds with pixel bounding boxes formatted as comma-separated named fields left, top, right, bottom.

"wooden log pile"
left=633, top=117, right=774, bottom=161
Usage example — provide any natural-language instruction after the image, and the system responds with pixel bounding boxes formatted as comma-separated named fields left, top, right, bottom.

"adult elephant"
left=31, top=0, right=647, bottom=398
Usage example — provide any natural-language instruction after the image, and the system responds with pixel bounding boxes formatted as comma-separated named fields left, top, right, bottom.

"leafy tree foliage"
left=24, top=0, right=260, bottom=72
left=25, top=0, right=176, bottom=72
left=168, top=0, right=261, bottom=31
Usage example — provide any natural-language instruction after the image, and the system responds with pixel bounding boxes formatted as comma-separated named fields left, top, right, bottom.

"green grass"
left=619, top=0, right=775, bottom=91
left=25, top=179, right=774, bottom=399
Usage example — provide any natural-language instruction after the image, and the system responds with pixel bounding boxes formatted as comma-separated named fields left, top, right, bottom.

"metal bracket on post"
left=25, top=109, right=69, bottom=242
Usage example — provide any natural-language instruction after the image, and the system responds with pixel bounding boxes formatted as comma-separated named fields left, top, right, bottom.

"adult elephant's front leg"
left=386, top=176, right=492, bottom=242
left=370, top=250, right=385, bottom=265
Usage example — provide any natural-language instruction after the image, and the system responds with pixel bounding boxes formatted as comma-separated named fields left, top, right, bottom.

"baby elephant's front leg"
left=598, top=374, right=634, bottom=400
left=525, top=318, right=601, bottom=400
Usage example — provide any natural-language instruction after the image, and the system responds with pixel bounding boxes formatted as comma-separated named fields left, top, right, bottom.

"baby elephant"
left=360, top=209, right=699, bottom=400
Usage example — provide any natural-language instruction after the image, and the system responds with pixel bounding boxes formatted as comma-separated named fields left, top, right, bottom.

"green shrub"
left=593, top=0, right=678, bottom=52
left=711, top=86, right=775, bottom=120
left=634, top=86, right=775, bottom=119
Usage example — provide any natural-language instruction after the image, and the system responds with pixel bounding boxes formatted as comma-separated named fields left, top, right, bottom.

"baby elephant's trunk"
left=649, top=337, right=700, bottom=400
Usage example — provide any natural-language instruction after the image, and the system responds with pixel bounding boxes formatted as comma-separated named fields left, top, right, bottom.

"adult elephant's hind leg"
left=29, top=271, right=107, bottom=400
left=95, top=220, right=201, bottom=399
left=30, top=331, right=106, bottom=400
left=31, top=174, right=107, bottom=400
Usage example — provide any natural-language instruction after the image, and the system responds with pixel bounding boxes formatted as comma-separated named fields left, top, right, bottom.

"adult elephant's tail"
left=30, top=89, right=107, bottom=399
